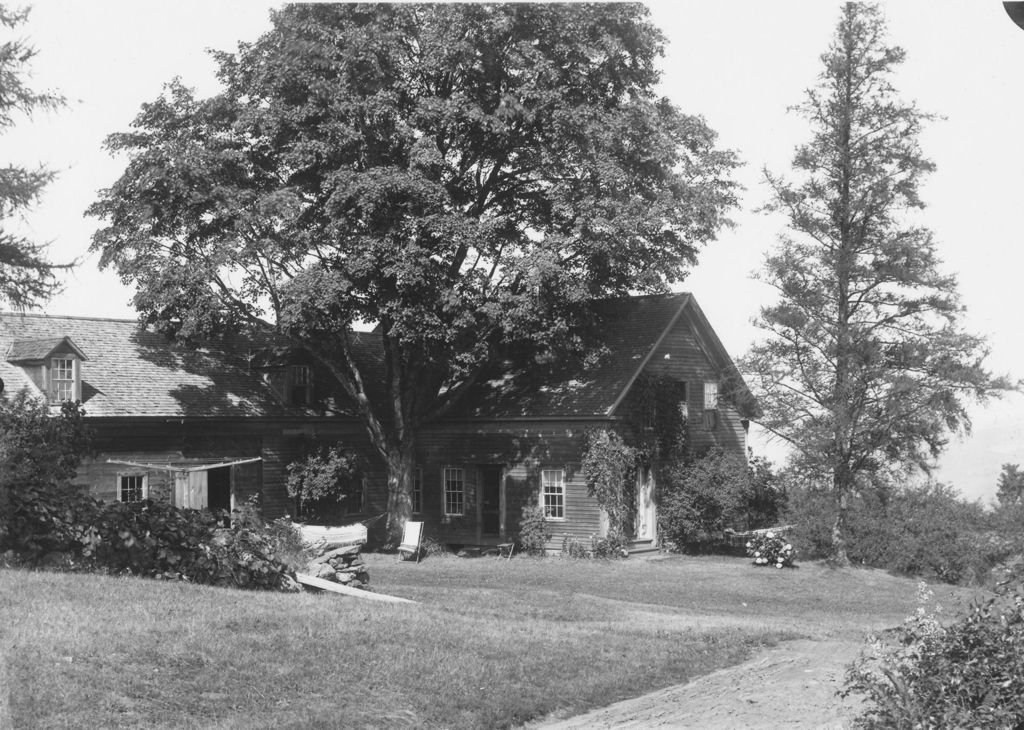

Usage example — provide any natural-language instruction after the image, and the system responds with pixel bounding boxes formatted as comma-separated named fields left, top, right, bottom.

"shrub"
left=559, top=534, right=628, bottom=559
left=746, top=531, right=796, bottom=568
left=659, top=449, right=785, bottom=551
left=516, top=505, right=552, bottom=555
left=81, top=500, right=299, bottom=590
left=285, top=444, right=362, bottom=521
left=845, top=582, right=1024, bottom=728
left=0, top=394, right=94, bottom=561
left=786, top=480, right=994, bottom=584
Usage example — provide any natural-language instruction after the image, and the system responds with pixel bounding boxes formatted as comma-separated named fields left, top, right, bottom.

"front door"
left=479, top=466, right=503, bottom=538
left=634, top=467, right=656, bottom=541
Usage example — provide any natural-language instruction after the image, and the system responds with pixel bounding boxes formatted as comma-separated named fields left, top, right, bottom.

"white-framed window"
left=50, top=356, right=77, bottom=402
left=412, top=468, right=423, bottom=514
left=443, top=467, right=464, bottom=516
left=703, top=381, right=719, bottom=430
left=289, top=365, right=312, bottom=406
left=118, top=474, right=147, bottom=503
left=542, top=469, right=565, bottom=520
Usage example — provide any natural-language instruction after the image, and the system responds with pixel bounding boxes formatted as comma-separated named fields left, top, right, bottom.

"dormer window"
left=50, top=357, right=77, bottom=402
left=6, top=336, right=87, bottom=404
left=289, top=365, right=312, bottom=406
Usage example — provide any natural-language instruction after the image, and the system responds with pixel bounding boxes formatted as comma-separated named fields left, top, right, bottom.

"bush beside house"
left=0, top=390, right=302, bottom=590
left=658, top=448, right=786, bottom=552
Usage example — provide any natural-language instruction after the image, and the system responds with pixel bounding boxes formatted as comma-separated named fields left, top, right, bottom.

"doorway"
left=634, top=467, right=656, bottom=541
left=479, top=465, right=504, bottom=539
left=208, top=466, right=232, bottom=520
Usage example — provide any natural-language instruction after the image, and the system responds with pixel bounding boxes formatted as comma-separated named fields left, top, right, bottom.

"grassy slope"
left=0, top=555, right=980, bottom=729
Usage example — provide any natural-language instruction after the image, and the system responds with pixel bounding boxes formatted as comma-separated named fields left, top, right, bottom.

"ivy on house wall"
left=581, top=429, right=637, bottom=544
left=631, top=372, right=689, bottom=465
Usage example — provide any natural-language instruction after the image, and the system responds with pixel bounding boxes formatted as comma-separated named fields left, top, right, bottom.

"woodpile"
left=298, top=523, right=370, bottom=591
left=308, top=544, right=370, bottom=590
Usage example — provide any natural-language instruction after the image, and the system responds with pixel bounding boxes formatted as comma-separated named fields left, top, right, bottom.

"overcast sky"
left=3, top=1, right=1023, bottom=502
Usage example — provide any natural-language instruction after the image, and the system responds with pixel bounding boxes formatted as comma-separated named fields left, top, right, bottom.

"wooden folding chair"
left=397, top=520, right=424, bottom=562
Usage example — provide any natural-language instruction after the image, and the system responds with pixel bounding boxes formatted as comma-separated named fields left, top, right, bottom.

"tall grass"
left=0, top=555, right=978, bottom=729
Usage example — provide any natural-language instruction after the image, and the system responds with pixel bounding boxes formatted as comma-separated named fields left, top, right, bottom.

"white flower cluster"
left=745, top=531, right=796, bottom=569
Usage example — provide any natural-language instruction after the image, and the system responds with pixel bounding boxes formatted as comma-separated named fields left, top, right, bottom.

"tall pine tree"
left=0, top=5, right=65, bottom=307
left=743, top=3, right=1012, bottom=565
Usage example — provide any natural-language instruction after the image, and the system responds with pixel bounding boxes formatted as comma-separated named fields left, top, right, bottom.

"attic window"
left=289, top=365, right=312, bottom=406
left=703, top=381, right=719, bottom=430
left=49, top=356, right=80, bottom=403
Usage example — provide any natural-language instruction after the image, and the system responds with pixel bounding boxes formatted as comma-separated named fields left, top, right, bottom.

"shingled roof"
left=451, top=292, right=753, bottom=419
left=0, top=293, right=753, bottom=421
left=0, top=314, right=290, bottom=418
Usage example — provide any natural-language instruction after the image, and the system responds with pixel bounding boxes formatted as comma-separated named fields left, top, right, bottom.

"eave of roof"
left=604, top=294, right=691, bottom=416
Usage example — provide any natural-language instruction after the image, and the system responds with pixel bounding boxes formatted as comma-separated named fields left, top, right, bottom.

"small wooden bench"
left=497, top=542, right=515, bottom=560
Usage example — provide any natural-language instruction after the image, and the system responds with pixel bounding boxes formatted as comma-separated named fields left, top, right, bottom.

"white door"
left=634, top=468, right=656, bottom=541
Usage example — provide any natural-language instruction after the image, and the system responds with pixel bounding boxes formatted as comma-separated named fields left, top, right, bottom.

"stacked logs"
left=308, top=544, right=370, bottom=590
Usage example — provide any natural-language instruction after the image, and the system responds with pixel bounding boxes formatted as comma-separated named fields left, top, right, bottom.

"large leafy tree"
left=742, top=3, right=1011, bottom=565
left=0, top=4, right=65, bottom=307
left=88, top=3, right=738, bottom=542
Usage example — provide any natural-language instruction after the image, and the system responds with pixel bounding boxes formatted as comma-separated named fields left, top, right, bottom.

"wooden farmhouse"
left=0, top=293, right=756, bottom=553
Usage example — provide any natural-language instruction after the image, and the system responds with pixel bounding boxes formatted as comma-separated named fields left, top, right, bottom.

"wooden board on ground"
left=295, top=573, right=417, bottom=604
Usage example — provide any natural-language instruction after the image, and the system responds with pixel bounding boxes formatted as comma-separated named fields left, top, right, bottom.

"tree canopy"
left=88, top=3, right=739, bottom=540
left=0, top=4, right=66, bottom=307
left=742, top=3, right=1012, bottom=564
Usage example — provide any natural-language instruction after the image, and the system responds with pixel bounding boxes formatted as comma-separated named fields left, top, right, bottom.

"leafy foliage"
left=632, top=373, right=688, bottom=463
left=0, top=4, right=67, bottom=307
left=785, top=478, right=995, bottom=584
left=0, top=392, right=93, bottom=559
left=746, top=532, right=796, bottom=568
left=560, top=534, right=629, bottom=560
left=581, top=429, right=637, bottom=543
left=285, top=444, right=362, bottom=521
left=88, top=3, right=739, bottom=541
left=845, top=582, right=1024, bottom=728
left=515, top=504, right=552, bottom=555
left=658, top=448, right=785, bottom=550
left=81, top=501, right=300, bottom=590
left=996, top=463, right=1024, bottom=506
left=742, top=4, right=1011, bottom=565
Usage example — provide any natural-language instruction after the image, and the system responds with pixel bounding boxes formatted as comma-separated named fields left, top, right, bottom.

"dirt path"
left=532, top=639, right=865, bottom=729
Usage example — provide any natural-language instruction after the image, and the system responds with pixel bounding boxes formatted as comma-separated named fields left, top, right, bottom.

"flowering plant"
left=746, top=531, right=796, bottom=568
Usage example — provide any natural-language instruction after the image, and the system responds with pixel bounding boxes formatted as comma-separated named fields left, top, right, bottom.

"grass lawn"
left=0, top=554, right=981, bottom=729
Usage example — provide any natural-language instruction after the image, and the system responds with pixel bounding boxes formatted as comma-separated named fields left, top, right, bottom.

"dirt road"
left=532, top=639, right=865, bottom=729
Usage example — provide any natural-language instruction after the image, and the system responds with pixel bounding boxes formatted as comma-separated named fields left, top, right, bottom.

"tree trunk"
left=383, top=439, right=416, bottom=546
left=830, top=475, right=851, bottom=567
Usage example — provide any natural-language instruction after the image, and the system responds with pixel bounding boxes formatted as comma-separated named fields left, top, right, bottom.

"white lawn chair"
left=397, top=520, right=424, bottom=562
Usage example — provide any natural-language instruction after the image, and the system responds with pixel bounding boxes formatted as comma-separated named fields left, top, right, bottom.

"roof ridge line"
left=0, top=311, right=139, bottom=324
left=603, top=293, right=692, bottom=417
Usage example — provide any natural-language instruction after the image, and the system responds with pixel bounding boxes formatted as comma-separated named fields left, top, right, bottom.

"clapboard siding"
left=72, top=417, right=376, bottom=521
left=637, top=310, right=748, bottom=455
left=408, top=419, right=609, bottom=547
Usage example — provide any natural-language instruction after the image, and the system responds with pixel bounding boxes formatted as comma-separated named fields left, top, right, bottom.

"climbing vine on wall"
left=632, top=373, right=689, bottom=465
left=581, top=429, right=637, bottom=544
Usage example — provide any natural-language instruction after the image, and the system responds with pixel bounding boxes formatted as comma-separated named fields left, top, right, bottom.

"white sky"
left=4, top=1, right=1023, bottom=503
